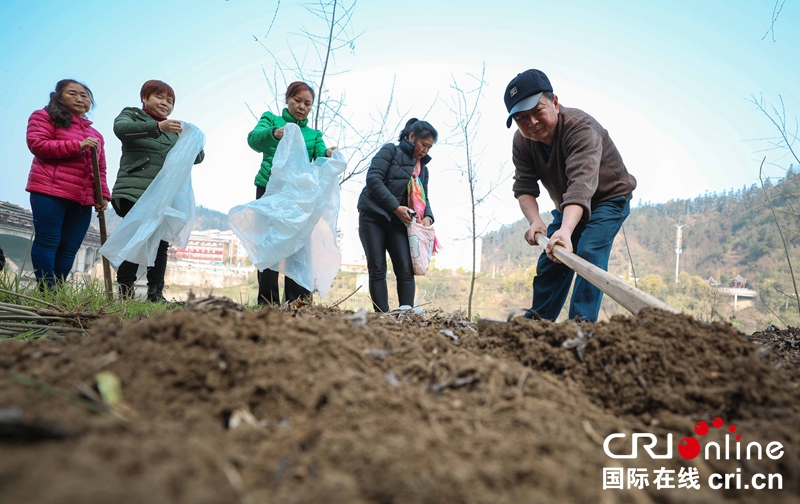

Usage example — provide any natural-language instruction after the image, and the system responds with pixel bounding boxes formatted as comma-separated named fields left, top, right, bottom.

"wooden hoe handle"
left=534, top=233, right=679, bottom=316
left=90, top=147, right=113, bottom=301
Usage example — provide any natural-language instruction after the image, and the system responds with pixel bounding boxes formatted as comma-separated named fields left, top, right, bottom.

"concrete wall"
left=79, top=260, right=253, bottom=290
left=165, top=262, right=253, bottom=289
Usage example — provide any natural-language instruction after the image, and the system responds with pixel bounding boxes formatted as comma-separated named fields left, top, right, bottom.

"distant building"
left=169, top=230, right=248, bottom=266
left=711, top=273, right=757, bottom=312
left=730, top=274, right=747, bottom=289
left=0, top=201, right=34, bottom=230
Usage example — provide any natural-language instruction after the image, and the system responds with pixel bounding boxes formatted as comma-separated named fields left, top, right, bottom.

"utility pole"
left=674, top=223, right=685, bottom=284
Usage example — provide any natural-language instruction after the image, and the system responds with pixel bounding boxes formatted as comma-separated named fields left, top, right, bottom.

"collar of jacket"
left=126, top=107, right=155, bottom=121
left=282, top=108, right=309, bottom=128
left=399, top=138, right=432, bottom=165
left=70, top=114, right=93, bottom=126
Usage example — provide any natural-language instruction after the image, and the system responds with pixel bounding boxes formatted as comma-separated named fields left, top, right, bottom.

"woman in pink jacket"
left=25, top=79, right=111, bottom=288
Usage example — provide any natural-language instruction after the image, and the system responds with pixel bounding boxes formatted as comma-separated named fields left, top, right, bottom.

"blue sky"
left=1, top=0, right=797, bottom=262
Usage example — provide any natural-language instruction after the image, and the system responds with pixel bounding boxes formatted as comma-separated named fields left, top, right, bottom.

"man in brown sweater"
left=505, top=69, right=637, bottom=322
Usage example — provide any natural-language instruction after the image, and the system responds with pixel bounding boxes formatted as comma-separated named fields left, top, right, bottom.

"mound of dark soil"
left=749, top=325, right=800, bottom=364
left=1, top=305, right=798, bottom=503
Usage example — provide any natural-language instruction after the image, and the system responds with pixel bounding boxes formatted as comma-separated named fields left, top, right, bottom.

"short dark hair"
left=398, top=118, right=438, bottom=143
left=140, top=80, right=175, bottom=104
left=45, top=79, right=94, bottom=129
left=542, top=91, right=555, bottom=102
left=286, top=81, right=315, bottom=102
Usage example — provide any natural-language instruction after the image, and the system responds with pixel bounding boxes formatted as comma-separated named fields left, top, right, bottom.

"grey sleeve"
left=560, top=122, right=603, bottom=218
left=511, top=137, right=541, bottom=199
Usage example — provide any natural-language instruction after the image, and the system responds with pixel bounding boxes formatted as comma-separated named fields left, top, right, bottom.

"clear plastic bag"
left=100, top=122, right=205, bottom=269
left=407, top=221, right=436, bottom=275
left=228, top=123, right=346, bottom=297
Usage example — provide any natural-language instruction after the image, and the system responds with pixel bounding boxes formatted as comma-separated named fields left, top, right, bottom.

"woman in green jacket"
left=248, top=81, right=336, bottom=306
left=111, top=80, right=204, bottom=302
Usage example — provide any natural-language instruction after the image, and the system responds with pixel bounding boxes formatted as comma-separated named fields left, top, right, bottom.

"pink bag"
left=407, top=221, right=436, bottom=275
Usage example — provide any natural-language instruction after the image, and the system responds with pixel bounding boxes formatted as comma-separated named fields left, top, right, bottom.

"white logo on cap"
left=509, top=87, right=517, bottom=97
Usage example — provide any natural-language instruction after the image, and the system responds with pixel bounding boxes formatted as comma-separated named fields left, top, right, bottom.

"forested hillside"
left=96, top=205, right=228, bottom=233
left=482, top=167, right=800, bottom=328
left=193, top=205, right=230, bottom=231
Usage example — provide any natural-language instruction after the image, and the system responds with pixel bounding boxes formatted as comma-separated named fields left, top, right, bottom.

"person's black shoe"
left=147, top=292, right=168, bottom=303
left=118, top=282, right=135, bottom=301
left=147, top=286, right=185, bottom=306
left=146, top=285, right=168, bottom=303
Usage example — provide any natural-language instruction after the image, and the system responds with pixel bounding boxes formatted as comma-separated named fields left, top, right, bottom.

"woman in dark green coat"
left=111, top=80, right=204, bottom=302
left=248, top=81, right=336, bottom=306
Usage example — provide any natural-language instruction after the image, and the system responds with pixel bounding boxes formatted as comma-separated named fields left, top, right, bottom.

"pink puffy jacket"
left=25, top=109, right=111, bottom=206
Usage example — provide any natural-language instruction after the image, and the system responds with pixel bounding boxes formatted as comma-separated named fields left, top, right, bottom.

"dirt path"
left=1, top=305, right=798, bottom=503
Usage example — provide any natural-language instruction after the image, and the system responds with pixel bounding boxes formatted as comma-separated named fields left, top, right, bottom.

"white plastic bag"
left=99, top=122, right=205, bottom=269
left=275, top=183, right=342, bottom=297
left=228, top=123, right=346, bottom=297
left=407, top=221, right=436, bottom=275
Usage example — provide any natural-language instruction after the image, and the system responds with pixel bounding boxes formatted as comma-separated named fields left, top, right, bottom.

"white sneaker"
left=398, top=305, right=424, bottom=314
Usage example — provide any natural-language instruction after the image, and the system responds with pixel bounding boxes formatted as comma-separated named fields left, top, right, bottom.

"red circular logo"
left=678, top=437, right=701, bottom=459
left=694, top=421, right=709, bottom=436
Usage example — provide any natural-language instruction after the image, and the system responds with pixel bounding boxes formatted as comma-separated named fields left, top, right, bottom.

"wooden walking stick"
left=534, top=233, right=679, bottom=316
left=90, top=147, right=113, bottom=301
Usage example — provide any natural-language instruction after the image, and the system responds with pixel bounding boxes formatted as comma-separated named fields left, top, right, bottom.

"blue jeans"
left=29, top=192, right=93, bottom=286
left=530, top=196, right=631, bottom=322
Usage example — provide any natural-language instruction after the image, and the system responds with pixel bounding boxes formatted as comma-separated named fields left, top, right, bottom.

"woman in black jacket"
left=357, top=118, right=437, bottom=313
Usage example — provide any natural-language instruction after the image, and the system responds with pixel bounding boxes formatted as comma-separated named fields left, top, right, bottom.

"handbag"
left=406, top=159, right=440, bottom=275
left=407, top=220, right=436, bottom=275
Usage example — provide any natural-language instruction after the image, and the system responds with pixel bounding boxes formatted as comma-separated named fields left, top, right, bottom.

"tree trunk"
left=467, top=159, right=477, bottom=319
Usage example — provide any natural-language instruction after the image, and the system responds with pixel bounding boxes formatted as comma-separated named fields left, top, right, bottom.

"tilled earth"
left=0, top=304, right=798, bottom=504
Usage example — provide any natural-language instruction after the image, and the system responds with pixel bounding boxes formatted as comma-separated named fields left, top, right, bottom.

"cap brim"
left=506, top=92, right=543, bottom=128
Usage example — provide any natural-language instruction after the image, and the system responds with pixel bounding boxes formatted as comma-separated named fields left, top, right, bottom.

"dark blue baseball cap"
left=504, top=69, right=553, bottom=128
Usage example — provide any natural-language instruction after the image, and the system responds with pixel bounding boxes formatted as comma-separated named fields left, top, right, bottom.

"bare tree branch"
left=251, top=0, right=405, bottom=187
left=749, top=94, right=800, bottom=166
left=244, top=101, right=259, bottom=121
left=446, top=63, right=511, bottom=318
left=761, top=0, right=787, bottom=42
left=758, top=157, right=800, bottom=316
left=312, top=0, right=335, bottom=129
left=621, top=225, right=638, bottom=289
left=264, top=0, right=281, bottom=40
left=760, top=292, right=789, bottom=328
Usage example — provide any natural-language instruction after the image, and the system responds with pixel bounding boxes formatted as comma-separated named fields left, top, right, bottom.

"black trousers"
left=358, top=210, right=414, bottom=313
left=112, top=198, right=169, bottom=290
left=255, top=185, right=311, bottom=305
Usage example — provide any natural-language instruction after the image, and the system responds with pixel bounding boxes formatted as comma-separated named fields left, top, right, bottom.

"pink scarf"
left=408, top=159, right=441, bottom=254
